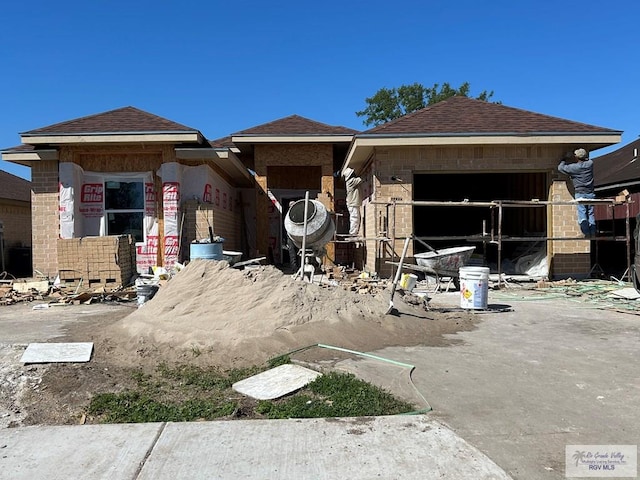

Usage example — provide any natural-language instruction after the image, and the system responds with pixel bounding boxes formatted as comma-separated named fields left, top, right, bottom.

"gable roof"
left=22, top=106, right=199, bottom=135
left=209, top=136, right=235, bottom=149
left=344, top=97, right=622, bottom=172
left=231, top=114, right=358, bottom=154
left=364, top=96, right=619, bottom=136
left=593, top=138, right=640, bottom=191
left=233, top=114, right=358, bottom=136
left=20, top=106, right=204, bottom=145
left=0, top=170, right=31, bottom=202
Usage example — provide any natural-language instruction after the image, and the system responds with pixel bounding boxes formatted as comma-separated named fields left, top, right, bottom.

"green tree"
left=356, top=82, right=496, bottom=127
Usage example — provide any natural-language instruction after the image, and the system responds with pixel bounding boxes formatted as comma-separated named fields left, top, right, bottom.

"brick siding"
left=367, top=144, right=591, bottom=278
left=31, top=160, right=60, bottom=277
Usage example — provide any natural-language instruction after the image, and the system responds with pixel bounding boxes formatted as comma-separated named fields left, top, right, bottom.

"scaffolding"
left=367, top=197, right=633, bottom=285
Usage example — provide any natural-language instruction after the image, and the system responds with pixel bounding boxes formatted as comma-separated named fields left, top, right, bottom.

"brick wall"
left=253, top=144, right=334, bottom=258
left=182, top=200, right=242, bottom=257
left=368, top=144, right=590, bottom=278
left=0, top=199, right=31, bottom=248
left=57, top=235, right=136, bottom=287
left=31, top=160, right=60, bottom=277
left=549, top=180, right=591, bottom=277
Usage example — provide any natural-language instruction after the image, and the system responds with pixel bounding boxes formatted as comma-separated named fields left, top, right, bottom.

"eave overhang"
left=20, top=131, right=203, bottom=145
left=343, top=132, right=623, bottom=173
left=175, top=148, right=254, bottom=187
left=231, top=134, right=355, bottom=154
left=1, top=149, right=59, bottom=166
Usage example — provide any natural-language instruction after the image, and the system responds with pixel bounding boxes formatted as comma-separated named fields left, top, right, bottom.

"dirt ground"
left=0, top=261, right=479, bottom=428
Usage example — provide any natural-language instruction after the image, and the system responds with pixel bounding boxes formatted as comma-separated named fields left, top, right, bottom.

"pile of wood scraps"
left=0, top=277, right=137, bottom=306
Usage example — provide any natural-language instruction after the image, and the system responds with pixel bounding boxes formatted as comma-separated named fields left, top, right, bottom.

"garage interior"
left=412, top=172, right=548, bottom=272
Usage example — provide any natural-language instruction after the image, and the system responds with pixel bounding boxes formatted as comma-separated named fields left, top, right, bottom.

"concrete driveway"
left=338, top=287, right=640, bottom=479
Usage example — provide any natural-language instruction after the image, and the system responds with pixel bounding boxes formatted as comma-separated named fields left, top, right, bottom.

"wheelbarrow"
left=413, top=246, right=476, bottom=289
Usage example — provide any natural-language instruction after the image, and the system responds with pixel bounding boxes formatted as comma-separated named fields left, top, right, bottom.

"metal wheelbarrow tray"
left=413, top=246, right=476, bottom=278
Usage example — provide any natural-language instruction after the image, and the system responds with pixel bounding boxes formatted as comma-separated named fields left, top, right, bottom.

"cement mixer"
left=284, top=198, right=335, bottom=266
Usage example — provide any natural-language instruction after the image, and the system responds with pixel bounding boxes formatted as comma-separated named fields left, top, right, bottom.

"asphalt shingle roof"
left=363, top=96, right=620, bottom=136
left=22, top=107, right=199, bottom=135
left=233, top=115, right=359, bottom=136
left=209, top=136, right=235, bottom=148
left=594, top=138, right=640, bottom=188
left=0, top=170, right=31, bottom=202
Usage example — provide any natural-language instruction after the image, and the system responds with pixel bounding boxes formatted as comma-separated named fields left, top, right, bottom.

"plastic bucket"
left=135, top=278, right=160, bottom=306
left=459, top=266, right=490, bottom=309
left=400, top=273, right=418, bottom=292
left=190, top=242, right=223, bottom=261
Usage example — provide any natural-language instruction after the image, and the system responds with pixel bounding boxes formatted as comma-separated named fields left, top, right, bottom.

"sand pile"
left=104, top=260, right=403, bottom=366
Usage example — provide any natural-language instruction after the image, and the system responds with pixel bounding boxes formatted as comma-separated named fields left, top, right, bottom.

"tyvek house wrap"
left=155, top=163, right=236, bottom=268
left=59, top=162, right=235, bottom=272
left=59, top=162, right=156, bottom=274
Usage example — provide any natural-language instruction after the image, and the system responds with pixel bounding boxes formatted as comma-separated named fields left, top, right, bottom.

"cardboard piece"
left=20, top=342, right=94, bottom=363
left=232, top=364, right=322, bottom=400
left=608, top=287, right=640, bottom=300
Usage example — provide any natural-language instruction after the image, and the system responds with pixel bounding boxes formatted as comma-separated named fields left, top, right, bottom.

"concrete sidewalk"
left=1, top=415, right=511, bottom=479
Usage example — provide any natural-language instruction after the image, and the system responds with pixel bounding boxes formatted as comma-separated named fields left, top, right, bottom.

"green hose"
left=268, top=343, right=432, bottom=415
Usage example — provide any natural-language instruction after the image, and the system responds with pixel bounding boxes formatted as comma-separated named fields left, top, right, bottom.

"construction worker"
left=342, top=167, right=362, bottom=236
left=558, top=148, right=596, bottom=237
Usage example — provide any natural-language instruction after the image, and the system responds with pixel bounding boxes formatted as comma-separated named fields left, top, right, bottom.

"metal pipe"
left=391, top=201, right=397, bottom=276
left=296, top=191, right=310, bottom=280
left=626, top=200, right=631, bottom=282
left=498, top=202, right=503, bottom=287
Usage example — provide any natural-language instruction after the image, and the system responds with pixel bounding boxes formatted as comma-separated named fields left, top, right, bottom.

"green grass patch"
left=87, top=363, right=415, bottom=424
left=256, top=372, right=414, bottom=419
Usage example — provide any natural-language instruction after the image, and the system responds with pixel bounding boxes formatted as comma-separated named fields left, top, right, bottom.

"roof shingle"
left=0, top=170, right=31, bottom=202
left=594, top=138, right=640, bottom=188
left=363, top=96, right=620, bottom=136
left=233, top=115, right=359, bottom=136
left=22, top=106, right=199, bottom=135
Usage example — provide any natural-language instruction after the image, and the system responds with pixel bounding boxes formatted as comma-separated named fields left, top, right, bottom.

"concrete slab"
left=138, top=416, right=511, bottom=479
left=232, top=363, right=322, bottom=400
left=20, top=342, right=94, bottom=363
left=0, top=423, right=163, bottom=480
left=0, top=302, right=132, bottom=343
left=337, top=290, right=640, bottom=479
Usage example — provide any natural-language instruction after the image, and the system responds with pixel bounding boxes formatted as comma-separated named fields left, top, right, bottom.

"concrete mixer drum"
left=284, top=199, right=335, bottom=254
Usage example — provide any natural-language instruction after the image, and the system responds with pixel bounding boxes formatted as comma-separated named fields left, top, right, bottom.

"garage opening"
left=413, top=172, right=548, bottom=268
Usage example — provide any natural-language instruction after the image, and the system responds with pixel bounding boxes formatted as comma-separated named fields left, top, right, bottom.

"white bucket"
left=400, top=273, right=418, bottom=292
left=459, top=266, right=490, bottom=309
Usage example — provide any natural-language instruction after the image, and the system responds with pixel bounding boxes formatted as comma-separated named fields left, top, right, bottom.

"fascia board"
left=231, top=135, right=354, bottom=144
left=1, top=149, right=59, bottom=164
left=20, top=133, right=201, bottom=144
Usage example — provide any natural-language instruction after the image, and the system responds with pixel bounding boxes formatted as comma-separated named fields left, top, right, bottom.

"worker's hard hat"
left=574, top=148, right=588, bottom=160
left=342, top=167, right=354, bottom=180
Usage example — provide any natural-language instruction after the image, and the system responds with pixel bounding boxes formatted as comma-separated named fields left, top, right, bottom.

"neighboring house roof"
left=3, top=144, right=35, bottom=152
left=345, top=96, right=622, bottom=172
left=0, top=170, right=31, bottom=202
left=233, top=115, right=359, bottom=136
left=593, top=138, right=640, bottom=191
left=22, top=106, right=199, bottom=135
left=364, top=96, right=619, bottom=136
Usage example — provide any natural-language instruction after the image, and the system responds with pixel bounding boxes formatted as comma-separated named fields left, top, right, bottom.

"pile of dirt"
left=99, top=260, right=475, bottom=368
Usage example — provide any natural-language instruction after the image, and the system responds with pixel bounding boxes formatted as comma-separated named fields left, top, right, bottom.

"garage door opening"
left=413, top=172, right=548, bottom=269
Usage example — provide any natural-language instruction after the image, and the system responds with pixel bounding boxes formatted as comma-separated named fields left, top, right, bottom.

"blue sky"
left=1, top=0, right=638, bottom=180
